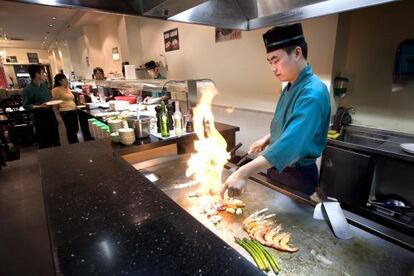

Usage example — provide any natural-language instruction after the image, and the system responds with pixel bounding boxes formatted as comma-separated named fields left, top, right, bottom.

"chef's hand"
left=248, top=134, right=270, bottom=154
left=220, top=170, right=247, bottom=198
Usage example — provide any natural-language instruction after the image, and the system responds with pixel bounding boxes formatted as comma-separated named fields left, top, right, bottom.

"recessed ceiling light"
left=49, top=24, right=53, bottom=27
left=52, top=16, right=57, bottom=20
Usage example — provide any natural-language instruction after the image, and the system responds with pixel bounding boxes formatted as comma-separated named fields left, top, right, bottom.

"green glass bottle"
left=160, top=101, right=170, bottom=138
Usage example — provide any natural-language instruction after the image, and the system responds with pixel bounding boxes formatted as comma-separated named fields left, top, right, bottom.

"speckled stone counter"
left=39, top=140, right=261, bottom=275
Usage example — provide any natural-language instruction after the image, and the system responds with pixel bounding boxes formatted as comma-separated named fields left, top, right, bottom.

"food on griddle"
left=199, top=198, right=246, bottom=226
left=243, top=208, right=299, bottom=253
left=210, top=215, right=222, bottom=225
left=234, top=237, right=281, bottom=274
left=222, top=198, right=246, bottom=208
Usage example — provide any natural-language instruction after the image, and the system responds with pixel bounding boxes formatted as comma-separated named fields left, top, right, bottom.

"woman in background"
left=52, top=73, right=79, bottom=144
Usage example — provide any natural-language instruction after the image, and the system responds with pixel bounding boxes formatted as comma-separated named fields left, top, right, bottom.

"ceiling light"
left=52, top=16, right=57, bottom=20
left=49, top=24, right=53, bottom=27
left=44, top=36, right=48, bottom=39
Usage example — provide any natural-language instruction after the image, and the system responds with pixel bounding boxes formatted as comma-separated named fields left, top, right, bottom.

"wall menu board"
left=164, top=28, right=179, bottom=52
left=27, top=52, right=39, bottom=63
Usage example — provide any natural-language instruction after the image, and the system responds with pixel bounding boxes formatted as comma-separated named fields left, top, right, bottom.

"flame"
left=186, top=87, right=230, bottom=195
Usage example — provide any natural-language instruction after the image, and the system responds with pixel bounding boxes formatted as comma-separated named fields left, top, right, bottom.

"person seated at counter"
left=142, top=61, right=170, bottom=104
left=92, top=67, right=117, bottom=102
left=93, top=67, right=105, bottom=80
left=52, top=73, right=80, bottom=144
left=23, top=64, right=60, bottom=149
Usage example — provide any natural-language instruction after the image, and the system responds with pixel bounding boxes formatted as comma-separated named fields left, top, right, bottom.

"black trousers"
left=33, top=108, right=60, bottom=149
left=77, top=110, right=93, bottom=141
left=267, top=163, right=319, bottom=196
left=60, top=110, right=79, bottom=144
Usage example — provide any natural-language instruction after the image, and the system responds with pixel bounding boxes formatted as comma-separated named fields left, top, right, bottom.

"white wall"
left=97, top=14, right=123, bottom=74
left=137, top=16, right=338, bottom=112
left=137, top=15, right=338, bottom=151
left=57, top=15, right=143, bottom=79
left=334, top=1, right=414, bottom=134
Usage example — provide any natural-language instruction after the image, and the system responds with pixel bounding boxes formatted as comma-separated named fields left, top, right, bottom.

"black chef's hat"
left=263, top=23, right=306, bottom=53
left=145, top=60, right=157, bottom=70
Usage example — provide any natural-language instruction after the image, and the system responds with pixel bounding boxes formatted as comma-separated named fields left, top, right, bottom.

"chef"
left=142, top=60, right=170, bottom=104
left=145, top=60, right=165, bottom=79
left=221, top=23, right=331, bottom=199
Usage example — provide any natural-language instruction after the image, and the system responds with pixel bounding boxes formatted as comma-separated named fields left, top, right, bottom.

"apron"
left=267, top=163, right=318, bottom=196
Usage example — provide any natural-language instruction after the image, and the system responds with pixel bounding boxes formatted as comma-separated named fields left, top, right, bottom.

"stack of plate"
left=118, top=128, right=135, bottom=145
left=108, top=119, right=123, bottom=133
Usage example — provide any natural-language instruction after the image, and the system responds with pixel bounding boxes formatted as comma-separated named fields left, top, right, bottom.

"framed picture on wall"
left=6, top=56, right=18, bottom=63
left=112, top=47, right=120, bottom=61
left=164, top=28, right=179, bottom=52
left=27, top=52, right=39, bottom=63
left=215, top=28, right=242, bottom=43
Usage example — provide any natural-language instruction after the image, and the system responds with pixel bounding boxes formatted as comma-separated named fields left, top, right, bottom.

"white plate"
left=400, top=143, right=414, bottom=154
left=94, top=111, right=120, bottom=117
left=45, top=100, right=63, bottom=106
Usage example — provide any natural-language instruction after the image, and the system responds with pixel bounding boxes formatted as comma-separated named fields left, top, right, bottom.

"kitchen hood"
left=9, top=0, right=401, bottom=30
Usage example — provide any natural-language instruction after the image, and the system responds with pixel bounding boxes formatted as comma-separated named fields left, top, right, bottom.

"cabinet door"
left=320, top=145, right=371, bottom=207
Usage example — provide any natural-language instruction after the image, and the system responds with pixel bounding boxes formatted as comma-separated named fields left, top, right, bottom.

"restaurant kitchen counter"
left=137, top=155, right=414, bottom=275
left=80, top=108, right=239, bottom=156
left=38, top=140, right=414, bottom=275
left=39, top=139, right=261, bottom=275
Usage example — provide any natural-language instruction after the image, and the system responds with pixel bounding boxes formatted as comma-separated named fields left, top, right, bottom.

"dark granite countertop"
left=39, top=140, right=261, bottom=275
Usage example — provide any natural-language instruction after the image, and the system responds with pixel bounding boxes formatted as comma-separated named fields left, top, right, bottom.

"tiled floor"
left=0, top=113, right=85, bottom=275
left=0, top=146, right=54, bottom=276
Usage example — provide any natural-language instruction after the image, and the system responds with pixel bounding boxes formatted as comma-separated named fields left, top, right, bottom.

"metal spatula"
left=313, top=198, right=353, bottom=239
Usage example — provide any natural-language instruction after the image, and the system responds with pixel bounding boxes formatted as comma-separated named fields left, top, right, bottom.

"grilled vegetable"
left=252, top=239, right=281, bottom=273
left=235, top=236, right=282, bottom=273
left=235, top=237, right=267, bottom=271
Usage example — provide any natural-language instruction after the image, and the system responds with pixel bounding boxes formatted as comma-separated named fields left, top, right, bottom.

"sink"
left=338, top=133, right=385, bottom=148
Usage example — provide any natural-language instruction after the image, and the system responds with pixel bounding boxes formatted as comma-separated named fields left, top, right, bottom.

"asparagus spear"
left=251, top=239, right=281, bottom=273
left=235, top=237, right=267, bottom=271
left=243, top=238, right=270, bottom=272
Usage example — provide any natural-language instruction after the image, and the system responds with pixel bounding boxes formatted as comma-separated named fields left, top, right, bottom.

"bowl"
left=120, top=136, right=135, bottom=145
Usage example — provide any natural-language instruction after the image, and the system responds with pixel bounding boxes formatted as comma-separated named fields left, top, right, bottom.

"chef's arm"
left=221, top=155, right=271, bottom=198
left=235, top=155, right=272, bottom=178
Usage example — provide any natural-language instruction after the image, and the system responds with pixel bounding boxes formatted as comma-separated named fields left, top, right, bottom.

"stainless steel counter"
left=135, top=155, right=414, bottom=276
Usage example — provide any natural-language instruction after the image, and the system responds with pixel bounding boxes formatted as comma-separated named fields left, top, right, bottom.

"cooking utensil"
left=229, top=142, right=242, bottom=157
left=127, top=116, right=151, bottom=139
left=400, top=143, right=414, bottom=154
left=313, top=197, right=353, bottom=239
